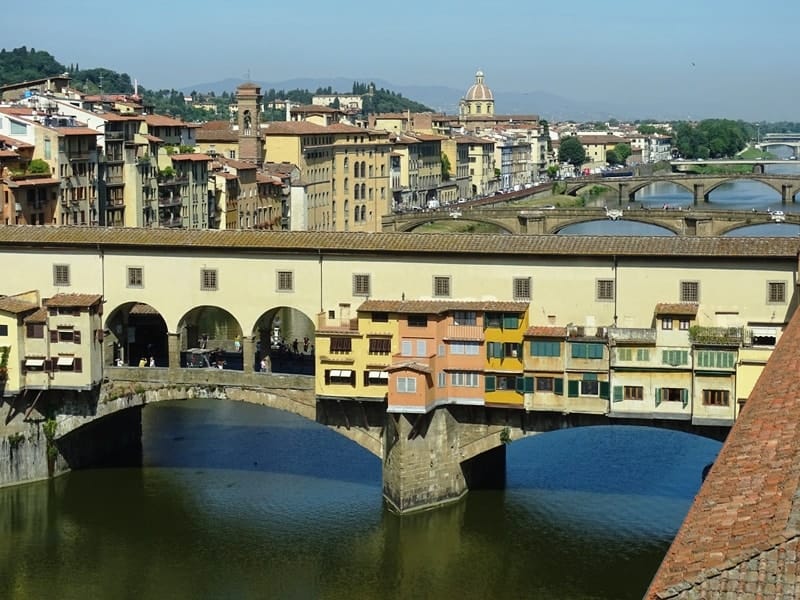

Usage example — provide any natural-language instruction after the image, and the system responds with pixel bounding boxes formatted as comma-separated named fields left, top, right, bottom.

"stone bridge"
left=565, top=173, right=800, bottom=204
left=3, top=366, right=730, bottom=514
left=383, top=206, right=800, bottom=236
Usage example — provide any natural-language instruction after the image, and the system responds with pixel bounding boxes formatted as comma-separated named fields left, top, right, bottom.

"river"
left=559, top=161, right=800, bottom=236
left=0, top=399, right=720, bottom=600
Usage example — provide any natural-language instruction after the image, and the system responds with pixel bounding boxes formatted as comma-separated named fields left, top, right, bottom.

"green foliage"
left=615, top=143, right=632, bottom=163
left=27, top=158, right=50, bottom=174
left=546, top=165, right=559, bottom=179
left=43, top=418, right=58, bottom=460
left=558, top=136, right=586, bottom=166
left=606, top=149, right=620, bottom=165
left=0, top=47, right=65, bottom=86
left=500, top=427, right=511, bottom=444
left=159, top=166, right=175, bottom=179
left=672, top=119, right=751, bottom=159
left=440, top=152, right=451, bottom=181
left=0, top=345, right=8, bottom=380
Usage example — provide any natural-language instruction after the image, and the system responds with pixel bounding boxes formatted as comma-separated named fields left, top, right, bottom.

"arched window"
left=354, top=206, right=360, bottom=222
left=361, top=183, right=366, bottom=198
left=369, top=165, right=373, bottom=177
left=354, top=185, right=360, bottom=200
left=354, top=162, right=360, bottom=177
left=361, top=161, right=366, bottom=177
left=344, top=177, right=349, bottom=192
left=360, top=205, right=366, bottom=221
left=344, top=157, right=349, bottom=171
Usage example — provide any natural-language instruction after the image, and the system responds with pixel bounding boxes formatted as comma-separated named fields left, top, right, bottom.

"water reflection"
left=0, top=401, right=721, bottom=600
left=559, top=220, right=676, bottom=236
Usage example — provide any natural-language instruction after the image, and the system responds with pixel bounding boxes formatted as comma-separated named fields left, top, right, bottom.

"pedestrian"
left=292, top=338, right=299, bottom=354
left=303, top=337, right=309, bottom=353
left=149, top=356, right=156, bottom=367
left=260, top=357, right=268, bottom=373
left=138, top=357, right=146, bottom=368
left=234, top=335, right=241, bottom=353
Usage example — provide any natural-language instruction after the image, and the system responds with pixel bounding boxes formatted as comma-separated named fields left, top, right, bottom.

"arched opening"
left=104, top=302, right=168, bottom=367
left=178, top=306, right=243, bottom=370
left=252, top=306, right=316, bottom=375
left=556, top=219, right=676, bottom=236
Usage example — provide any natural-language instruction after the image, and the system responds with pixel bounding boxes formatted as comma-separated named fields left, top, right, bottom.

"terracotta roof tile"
left=655, top=302, right=699, bottom=316
left=54, top=127, right=99, bottom=137
left=645, top=304, right=800, bottom=599
left=170, top=153, right=212, bottom=162
left=525, top=326, right=567, bottom=337
left=145, top=114, right=186, bottom=127
left=23, top=307, right=47, bottom=323
left=129, top=303, right=159, bottom=315
left=44, top=293, right=103, bottom=308
left=263, top=121, right=329, bottom=135
left=0, top=296, right=39, bottom=314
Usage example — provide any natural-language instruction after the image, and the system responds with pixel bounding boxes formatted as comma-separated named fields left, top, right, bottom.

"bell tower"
left=236, top=82, right=263, bottom=166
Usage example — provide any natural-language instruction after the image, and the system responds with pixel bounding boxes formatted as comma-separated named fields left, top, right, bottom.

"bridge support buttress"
left=242, top=336, right=255, bottom=373
left=693, top=184, right=706, bottom=204
left=168, top=332, right=181, bottom=370
left=781, top=185, right=797, bottom=204
left=382, top=407, right=506, bottom=513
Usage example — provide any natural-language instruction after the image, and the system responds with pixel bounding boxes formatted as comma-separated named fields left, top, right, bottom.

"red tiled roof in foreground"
left=646, top=305, right=800, bottom=599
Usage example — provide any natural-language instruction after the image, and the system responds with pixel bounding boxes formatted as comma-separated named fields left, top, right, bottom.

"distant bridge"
left=383, top=206, right=800, bottom=236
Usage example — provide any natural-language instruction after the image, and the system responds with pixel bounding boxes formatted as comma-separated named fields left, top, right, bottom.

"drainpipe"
left=318, top=249, right=323, bottom=314
left=98, top=244, right=105, bottom=370
left=612, top=255, right=618, bottom=328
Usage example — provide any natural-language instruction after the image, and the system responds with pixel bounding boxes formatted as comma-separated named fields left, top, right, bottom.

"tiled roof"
left=54, top=127, right=99, bottom=137
left=358, top=300, right=529, bottom=314
left=145, top=114, right=186, bottom=127
left=195, top=128, right=238, bottom=142
left=577, top=134, right=626, bottom=145
left=3, top=177, right=60, bottom=188
left=144, top=134, right=163, bottom=143
left=170, top=153, right=212, bottom=162
left=263, top=121, right=329, bottom=135
left=23, top=307, right=47, bottom=323
left=0, top=227, right=799, bottom=260
left=219, top=157, right=257, bottom=170
left=129, top=302, right=159, bottom=315
left=654, top=302, right=699, bottom=316
left=44, top=293, right=103, bottom=308
left=0, top=296, right=38, bottom=314
left=454, top=134, right=494, bottom=145
left=525, top=326, right=567, bottom=337
left=387, top=361, right=432, bottom=374
left=0, top=134, right=33, bottom=148
left=645, top=305, right=800, bottom=599
left=100, top=112, right=145, bottom=122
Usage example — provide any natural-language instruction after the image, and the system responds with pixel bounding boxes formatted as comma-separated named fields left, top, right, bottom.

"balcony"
left=444, top=325, right=483, bottom=341
left=105, top=131, right=124, bottom=141
left=158, top=175, right=189, bottom=187
left=689, top=326, right=743, bottom=347
left=159, top=196, right=183, bottom=208
left=317, top=313, right=358, bottom=332
left=160, top=215, right=183, bottom=228
left=106, top=176, right=124, bottom=187
left=608, top=327, right=656, bottom=345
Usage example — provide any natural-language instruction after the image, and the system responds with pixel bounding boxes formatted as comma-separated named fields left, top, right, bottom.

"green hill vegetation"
left=0, top=46, right=432, bottom=122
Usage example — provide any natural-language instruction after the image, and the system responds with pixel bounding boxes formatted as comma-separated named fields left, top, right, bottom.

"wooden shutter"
left=655, top=387, right=661, bottom=407
left=515, top=377, right=524, bottom=393
left=50, top=330, right=58, bottom=343
left=74, top=358, right=82, bottom=373
left=554, top=378, right=563, bottom=396
left=523, top=377, right=534, bottom=393
left=73, top=330, right=81, bottom=344
left=44, top=359, right=52, bottom=372
left=599, top=381, right=609, bottom=400
left=681, top=388, right=689, bottom=409
left=485, top=375, right=496, bottom=392
left=568, top=380, right=579, bottom=397
left=613, top=385, right=623, bottom=402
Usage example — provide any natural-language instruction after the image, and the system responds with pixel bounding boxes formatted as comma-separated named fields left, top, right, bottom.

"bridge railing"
left=105, top=366, right=313, bottom=390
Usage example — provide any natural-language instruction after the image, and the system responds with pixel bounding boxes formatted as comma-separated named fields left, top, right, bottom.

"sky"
left=2, top=0, right=799, bottom=121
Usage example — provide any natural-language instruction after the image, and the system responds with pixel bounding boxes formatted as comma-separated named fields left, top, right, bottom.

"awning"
left=750, top=327, right=777, bottom=337
left=329, top=369, right=342, bottom=377
left=338, top=370, right=352, bottom=377
left=56, top=356, right=74, bottom=367
left=25, top=358, right=45, bottom=367
left=368, top=371, right=389, bottom=379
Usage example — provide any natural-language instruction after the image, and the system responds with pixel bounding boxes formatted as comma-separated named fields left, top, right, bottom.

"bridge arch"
left=564, top=181, right=619, bottom=197
left=395, top=214, right=515, bottom=234
left=178, top=305, right=244, bottom=365
left=251, top=305, right=316, bottom=373
left=549, top=217, right=680, bottom=236
left=626, top=179, right=694, bottom=197
left=104, top=302, right=170, bottom=367
left=703, top=177, right=783, bottom=199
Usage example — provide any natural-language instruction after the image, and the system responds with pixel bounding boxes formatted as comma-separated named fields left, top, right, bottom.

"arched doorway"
left=252, top=307, right=316, bottom=375
left=105, top=302, right=169, bottom=367
left=179, top=306, right=243, bottom=370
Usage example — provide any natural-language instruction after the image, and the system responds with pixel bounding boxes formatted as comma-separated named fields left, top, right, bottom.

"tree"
left=27, top=159, right=50, bottom=174
left=606, top=149, right=620, bottom=165
left=440, top=153, right=451, bottom=181
left=615, top=143, right=632, bottom=164
left=546, top=165, right=559, bottom=179
left=558, top=136, right=586, bottom=167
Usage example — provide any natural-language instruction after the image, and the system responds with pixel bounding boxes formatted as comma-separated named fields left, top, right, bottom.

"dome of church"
left=465, top=70, right=493, bottom=101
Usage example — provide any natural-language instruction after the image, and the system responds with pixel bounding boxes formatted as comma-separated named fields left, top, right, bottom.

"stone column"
left=693, top=184, right=705, bottom=204
left=242, top=336, right=255, bottom=374
left=382, top=407, right=507, bottom=513
left=167, top=333, right=181, bottom=370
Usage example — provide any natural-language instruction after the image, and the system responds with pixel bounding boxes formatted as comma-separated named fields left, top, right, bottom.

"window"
left=571, top=343, right=604, bottom=359
left=53, top=264, right=70, bottom=287
left=327, top=369, right=354, bottom=385
left=408, top=315, right=427, bottom=327
left=536, top=377, right=554, bottom=392
left=580, top=380, right=599, bottom=396
left=353, top=274, right=370, bottom=296
left=127, top=266, right=143, bottom=288
left=617, top=348, right=632, bottom=361
left=661, top=318, right=673, bottom=330
left=624, top=386, right=643, bottom=400
left=371, top=312, right=388, bottom=323
left=703, top=389, right=730, bottom=406
left=496, top=375, right=518, bottom=390
left=696, top=350, right=735, bottom=369
left=450, top=372, right=479, bottom=387
left=329, top=337, right=352, bottom=353
left=680, top=281, right=699, bottom=303
left=200, top=269, right=217, bottom=291
left=636, top=348, right=650, bottom=361
left=452, top=311, right=477, bottom=326
left=767, top=281, right=786, bottom=304
left=438, top=372, right=446, bottom=387
left=596, top=279, right=614, bottom=301
left=397, top=377, right=416, bottom=393
left=513, top=277, right=531, bottom=301
left=277, top=270, right=294, bottom=292
left=679, top=319, right=690, bottom=330
left=366, top=371, right=389, bottom=386
left=368, top=338, right=391, bottom=354
left=449, top=341, right=480, bottom=355
left=433, top=276, right=451, bottom=298
left=531, top=340, right=561, bottom=357
left=26, top=323, right=44, bottom=338
left=485, top=313, right=502, bottom=328
left=50, top=328, right=81, bottom=344
left=0, top=324, right=7, bottom=336
left=660, top=388, right=687, bottom=403
left=662, top=349, right=689, bottom=366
